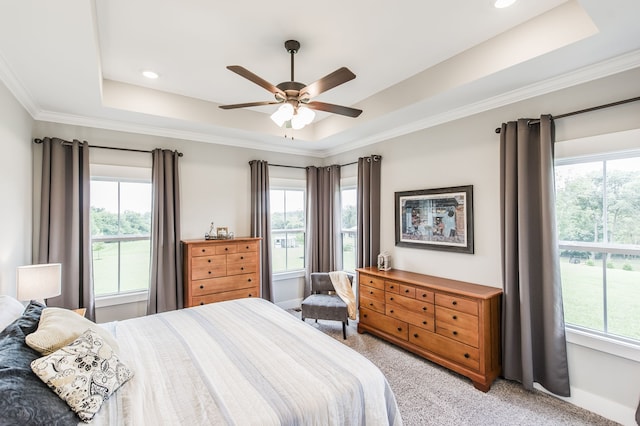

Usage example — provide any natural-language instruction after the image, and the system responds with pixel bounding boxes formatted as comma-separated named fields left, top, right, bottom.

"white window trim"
left=95, top=290, right=148, bottom=308
left=566, top=327, right=640, bottom=362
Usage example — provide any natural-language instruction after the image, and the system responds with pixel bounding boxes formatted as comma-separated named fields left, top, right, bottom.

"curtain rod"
left=266, top=155, right=381, bottom=170
left=494, top=96, right=640, bottom=134
left=33, top=138, right=184, bottom=157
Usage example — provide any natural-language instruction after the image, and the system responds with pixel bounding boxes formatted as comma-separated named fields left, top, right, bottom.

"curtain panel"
left=249, top=160, right=273, bottom=301
left=305, top=165, right=342, bottom=297
left=38, top=137, right=95, bottom=320
left=147, top=149, right=183, bottom=314
left=499, top=115, right=570, bottom=396
left=356, top=155, right=382, bottom=269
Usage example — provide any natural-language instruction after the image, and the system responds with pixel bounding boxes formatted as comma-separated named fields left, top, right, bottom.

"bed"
left=0, top=297, right=402, bottom=425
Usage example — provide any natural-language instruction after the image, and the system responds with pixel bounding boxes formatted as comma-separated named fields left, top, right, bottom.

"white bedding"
left=93, top=298, right=402, bottom=425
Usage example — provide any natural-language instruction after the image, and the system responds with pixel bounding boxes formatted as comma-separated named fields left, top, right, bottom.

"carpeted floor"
left=288, top=309, right=619, bottom=426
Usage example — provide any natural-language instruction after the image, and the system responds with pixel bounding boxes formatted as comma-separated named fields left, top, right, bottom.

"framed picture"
left=216, top=227, right=228, bottom=238
left=395, top=185, right=473, bottom=254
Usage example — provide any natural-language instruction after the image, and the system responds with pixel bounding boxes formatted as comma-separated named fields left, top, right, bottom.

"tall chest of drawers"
left=357, top=266, right=502, bottom=391
left=182, top=238, right=261, bottom=307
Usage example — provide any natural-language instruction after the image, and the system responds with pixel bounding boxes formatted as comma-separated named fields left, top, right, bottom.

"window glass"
left=271, top=189, right=305, bottom=273
left=555, top=153, right=640, bottom=343
left=341, top=188, right=357, bottom=272
left=91, top=179, right=152, bottom=296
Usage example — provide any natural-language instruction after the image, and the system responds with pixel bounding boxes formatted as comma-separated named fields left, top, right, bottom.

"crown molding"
left=9, top=50, right=640, bottom=159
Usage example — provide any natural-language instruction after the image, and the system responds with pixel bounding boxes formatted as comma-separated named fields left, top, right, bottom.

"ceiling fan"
left=219, top=40, right=362, bottom=129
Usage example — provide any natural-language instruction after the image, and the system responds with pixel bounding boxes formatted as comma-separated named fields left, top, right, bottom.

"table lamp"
left=16, top=263, right=62, bottom=304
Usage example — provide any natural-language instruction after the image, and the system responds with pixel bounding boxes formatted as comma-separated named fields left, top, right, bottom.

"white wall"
left=0, top=80, right=33, bottom=296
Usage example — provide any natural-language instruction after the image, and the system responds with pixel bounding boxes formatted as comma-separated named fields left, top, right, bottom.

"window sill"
left=95, top=291, right=148, bottom=308
left=566, top=327, right=640, bottom=362
left=272, top=270, right=306, bottom=281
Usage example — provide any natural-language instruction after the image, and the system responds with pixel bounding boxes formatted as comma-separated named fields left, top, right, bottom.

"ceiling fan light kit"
left=220, top=39, right=362, bottom=131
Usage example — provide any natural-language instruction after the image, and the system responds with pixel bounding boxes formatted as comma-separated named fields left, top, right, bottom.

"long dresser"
left=183, top=238, right=261, bottom=307
left=357, top=266, right=502, bottom=391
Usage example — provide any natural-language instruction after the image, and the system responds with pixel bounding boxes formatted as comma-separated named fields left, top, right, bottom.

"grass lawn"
left=560, top=257, right=640, bottom=340
left=92, top=240, right=150, bottom=295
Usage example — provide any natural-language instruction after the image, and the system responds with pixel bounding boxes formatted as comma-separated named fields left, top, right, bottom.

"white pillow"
left=31, top=329, right=134, bottom=422
left=0, top=295, right=26, bottom=332
left=26, top=307, right=119, bottom=355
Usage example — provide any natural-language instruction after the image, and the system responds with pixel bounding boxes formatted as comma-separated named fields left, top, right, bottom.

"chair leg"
left=342, top=322, right=347, bottom=340
left=315, top=319, right=318, bottom=323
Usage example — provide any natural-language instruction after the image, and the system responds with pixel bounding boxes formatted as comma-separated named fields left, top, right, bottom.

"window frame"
left=555, top=150, right=640, bottom=353
left=340, top=185, right=357, bottom=273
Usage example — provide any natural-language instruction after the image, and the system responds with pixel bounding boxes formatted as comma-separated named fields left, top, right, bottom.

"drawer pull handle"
left=199, top=285, right=204, bottom=289
left=248, top=278, right=252, bottom=282
left=369, top=280, right=373, bottom=284
left=246, top=246, right=249, bottom=249
left=413, top=333, right=419, bottom=338
left=208, top=271, right=212, bottom=274
left=363, top=314, right=368, bottom=318
left=390, top=309, right=394, bottom=313
left=241, top=256, right=244, bottom=259
left=453, top=315, right=457, bottom=320
left=390, top=285, right=394, bottom=289
left=390, top=297, right=394, bottom=301
left=452, top=301, right=458, bottom=305
left=248, top=294, right=253, bottom=297
left=369, top=291, right=373, bottom=294
left=422, top=321, right=427, bottom=325
left=208, top=259, right=211, bottom=263
left=422, top=294, right=427, bottom=298
left=241, top=267, right=244, bottom=270
left=453, top=331, right=458, bottom=336
left=422, top=307, right=427, bottom=311
left=397, top=327, right=402, bottom=332
left=369, top=303, right=373, bottom=306
left=464, top=353, right=470, bottom=359
left=199, top=302, right=204, bottom=305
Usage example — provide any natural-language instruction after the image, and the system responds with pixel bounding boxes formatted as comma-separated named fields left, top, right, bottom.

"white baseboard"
left=535, top=383, right=637, bottom=426
left=275, top=298, right=302, bottom=310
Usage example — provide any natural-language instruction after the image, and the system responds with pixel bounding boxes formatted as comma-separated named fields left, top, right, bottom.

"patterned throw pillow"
left=30, top=329, right=134, bottom=422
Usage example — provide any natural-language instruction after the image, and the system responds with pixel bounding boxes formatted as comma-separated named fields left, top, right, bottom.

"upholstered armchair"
left=301, top=272, right=353, bottom=339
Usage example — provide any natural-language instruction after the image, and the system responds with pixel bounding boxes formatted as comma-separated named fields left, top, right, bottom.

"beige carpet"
left=289, top=310, right=619, bottom=426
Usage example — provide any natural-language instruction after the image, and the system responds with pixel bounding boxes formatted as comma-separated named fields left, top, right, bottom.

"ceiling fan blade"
left=300, top=67, right=356, bottom=99
left=227, top=65, right=286, bottom=98
left=305, top=101, right=362, bottom=118
left=219, top=101, right=281, bottom=110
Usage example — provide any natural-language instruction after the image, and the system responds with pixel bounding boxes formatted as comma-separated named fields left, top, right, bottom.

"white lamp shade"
left=16, top=263, right=62, bottom=301
left=270, top=103, right=295, bottom=127
left=290, top=106, right=316, bottom=130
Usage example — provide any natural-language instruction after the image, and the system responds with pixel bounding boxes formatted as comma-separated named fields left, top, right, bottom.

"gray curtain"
left=305, top=165, right=342, bottom=297
left=249, top=160, right=273, bottom=301
left=38, top=137, right=94, bottom=321
left=147, top=149, right=183, bottom=314
left=500, top=115, right=570, bottom=396
left=356, top=155, right=382, bottom=268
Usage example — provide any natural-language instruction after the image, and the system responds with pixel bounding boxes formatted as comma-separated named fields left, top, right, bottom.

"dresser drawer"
left=436, top=321, right=479, bottom=347
left=360, top=307, right=408, bottom=340
left=360, top=295, right=385, bottom=314
left=361, top=284, right=385, bottom=302
left=398, top=284, right=416, bottom=298
left=415, top=289, right=435, bottom=303
left=385, top=280, right=400, bottom=294
left=191, top=245, right=217, bottom=257
left=192, top=286, right=260, bottom=305
left=237, top=241, right=258, bottom=252
left=192, top=255, right=226, bottom=279
left=359, top=274, right=384, bottom=290
left=436, top=305, right=479, bottom=331
left=435, top=293, right=478, bottom=315
left=215, top=243, right=238, bottom=255
left=192, top=273, right=258, bottom=296
left=386, top=305, right=434, bottom=332
left=387, top=293, right=434, bottom=315
left=409, top=325, right=480, bottom=371
left=227, top=253, right=258, bottom=275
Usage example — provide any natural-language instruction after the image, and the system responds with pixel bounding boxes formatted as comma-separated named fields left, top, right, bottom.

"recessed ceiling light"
left=494, top=0, right=517, bottom=8
left=142, top=70, right=159, bottom=79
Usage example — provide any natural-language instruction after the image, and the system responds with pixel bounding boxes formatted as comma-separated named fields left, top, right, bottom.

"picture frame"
left=395, top=185, right=473, bottom=254
left=216, top=227, right=228, bottom=238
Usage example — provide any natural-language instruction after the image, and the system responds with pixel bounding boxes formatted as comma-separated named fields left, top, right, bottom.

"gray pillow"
left=0, top=301, right=78, bottom=426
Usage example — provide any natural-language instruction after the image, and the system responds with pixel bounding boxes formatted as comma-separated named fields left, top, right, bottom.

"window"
left=270, top=189, right=305, bottom=273
left=91, top=178, right=152, bottom=296
left=341, top=187, right=357, bottom=272
left=555, top=152, right=640, bottom=344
